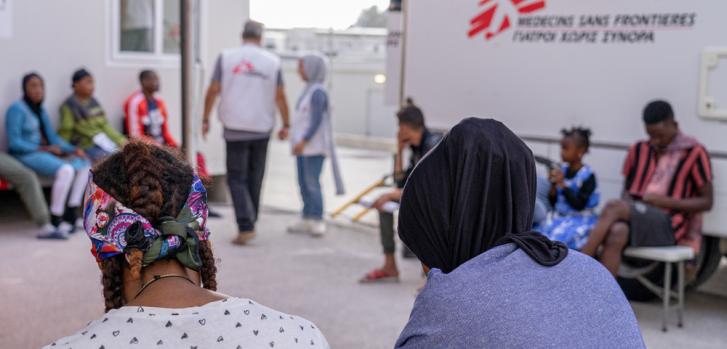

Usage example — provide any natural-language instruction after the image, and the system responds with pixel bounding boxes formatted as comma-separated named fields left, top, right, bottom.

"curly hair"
left=561, top=126, right=592, bottom=152
left=93, top=141, right=218, bottom=312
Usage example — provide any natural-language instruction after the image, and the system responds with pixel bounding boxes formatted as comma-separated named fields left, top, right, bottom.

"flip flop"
left=359, top=268, right=400, bottom=284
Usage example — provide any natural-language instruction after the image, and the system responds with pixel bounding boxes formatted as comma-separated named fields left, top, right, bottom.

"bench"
left=622, top=246, right=695, bottom=332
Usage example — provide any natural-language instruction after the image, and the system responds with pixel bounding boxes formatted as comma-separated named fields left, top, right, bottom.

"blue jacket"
left=5, top=100, right=76, bottom=155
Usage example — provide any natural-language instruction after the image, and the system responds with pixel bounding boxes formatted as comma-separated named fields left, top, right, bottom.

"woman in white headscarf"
left=287, top=53, right=344, bottom=237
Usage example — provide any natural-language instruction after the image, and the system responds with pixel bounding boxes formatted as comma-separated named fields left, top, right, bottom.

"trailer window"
left=113, top=0, right=185, bottom=62
left=162, top=0, right=181, bottom=54
left=120, top=0, right=155, bottom=53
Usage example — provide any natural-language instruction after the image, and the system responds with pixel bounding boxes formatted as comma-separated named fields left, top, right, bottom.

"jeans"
left=226, top=138, right=270, bottom=232
left=296, top=155, right=325, bottom=220
left=0, top=153, right=50, bottom=226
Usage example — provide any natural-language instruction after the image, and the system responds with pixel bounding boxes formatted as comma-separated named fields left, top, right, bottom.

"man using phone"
left=581, top=101, right=713, bottom=276
left=359, top=98, right=443, bottom=283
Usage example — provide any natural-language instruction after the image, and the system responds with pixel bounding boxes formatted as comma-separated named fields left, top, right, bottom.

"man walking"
left=202, top=20, right=290, bottom=245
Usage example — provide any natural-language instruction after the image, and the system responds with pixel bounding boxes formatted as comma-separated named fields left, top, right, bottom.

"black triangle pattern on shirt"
left=54, top=299, right=326, bottom=349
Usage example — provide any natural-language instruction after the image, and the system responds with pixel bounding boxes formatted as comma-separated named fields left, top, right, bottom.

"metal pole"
left=398, top=0, right=408, bottom=106
left=180, top=0, right=194, bottom=162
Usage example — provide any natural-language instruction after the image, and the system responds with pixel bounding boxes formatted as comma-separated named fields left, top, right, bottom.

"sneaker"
left=231, top=231, right=257, bottom=245
left=309, top=220, right=326, bottom=238
left=38, top=223, right=56, bottom=235
left=37, top=224, right=68, bottom=240
left=58, top=222, right=74, bottom=235
left=208, top=208, right=223, bottom=219
left=287, top=220, right=311, bottom=234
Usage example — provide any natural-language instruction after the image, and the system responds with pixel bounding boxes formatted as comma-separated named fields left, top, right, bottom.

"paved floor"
left=1, top=140, right=727, bottom=348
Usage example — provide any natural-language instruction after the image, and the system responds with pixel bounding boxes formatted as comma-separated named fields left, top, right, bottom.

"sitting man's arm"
left=373, top=189, right=402, bottom=211
left=643, top=183, right=713, bottom=213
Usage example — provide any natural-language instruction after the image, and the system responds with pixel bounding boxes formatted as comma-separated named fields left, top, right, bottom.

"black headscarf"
left=22, top=73, right=44, bottom=115
left=397, top=118, right=567, bottom=273
left=22, top=72, right=50, bottom=144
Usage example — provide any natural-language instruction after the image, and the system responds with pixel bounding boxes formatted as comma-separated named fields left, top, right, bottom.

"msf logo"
left=468, top=0, right=546, bottom=40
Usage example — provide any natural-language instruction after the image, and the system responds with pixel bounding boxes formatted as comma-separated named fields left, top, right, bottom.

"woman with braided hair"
left=44, top=141, right=329, bottom=349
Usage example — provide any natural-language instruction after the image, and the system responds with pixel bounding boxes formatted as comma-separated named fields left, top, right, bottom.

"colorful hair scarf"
left=83, top=174, right=211, bottom=271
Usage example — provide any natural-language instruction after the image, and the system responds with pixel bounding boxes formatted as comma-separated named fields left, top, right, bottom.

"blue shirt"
left=395, top=244, right=645, bottom=349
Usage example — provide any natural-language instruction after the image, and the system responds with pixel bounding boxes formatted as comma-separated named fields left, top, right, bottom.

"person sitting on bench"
left=581, top=100, right=713, bottom=276
left=359, top=99, right=442, bottom=283
left=0, top=153, right=54, bottom=236
left=59, top=69, right=127, bottom=163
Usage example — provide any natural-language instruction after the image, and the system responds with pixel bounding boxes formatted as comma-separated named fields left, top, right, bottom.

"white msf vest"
left=291, top=83, right=332, bottom=156
left=218, top=44, right=281, bottom=133
left=291, top=84, right=346, bottom=195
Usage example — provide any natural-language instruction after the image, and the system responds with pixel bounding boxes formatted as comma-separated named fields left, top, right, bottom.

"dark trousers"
left=379, top=211, right=396, bottom=254
left=226, top=138, right=270, bottom=232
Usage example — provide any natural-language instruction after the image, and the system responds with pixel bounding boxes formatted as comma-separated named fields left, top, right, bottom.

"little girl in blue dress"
left=541, top=127, right=600, bottom=250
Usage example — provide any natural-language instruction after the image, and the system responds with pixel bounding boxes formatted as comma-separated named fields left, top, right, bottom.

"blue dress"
left=5, top=100, right=89, bottom=177
left=540, top=164, right=599, bottom=250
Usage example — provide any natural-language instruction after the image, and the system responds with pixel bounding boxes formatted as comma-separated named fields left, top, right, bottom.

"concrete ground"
left=1, top=140, right=727, bottom=348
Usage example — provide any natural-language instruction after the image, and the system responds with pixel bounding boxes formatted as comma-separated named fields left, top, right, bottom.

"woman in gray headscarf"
left=288, top=53, right=345, bottom=237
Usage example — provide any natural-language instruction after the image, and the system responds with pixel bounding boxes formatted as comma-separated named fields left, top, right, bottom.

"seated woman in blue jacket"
left=5, top=73, right=91, bottom=239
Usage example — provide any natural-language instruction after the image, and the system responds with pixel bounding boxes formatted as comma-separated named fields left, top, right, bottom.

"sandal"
left=359, top=268, right=400, bottom=284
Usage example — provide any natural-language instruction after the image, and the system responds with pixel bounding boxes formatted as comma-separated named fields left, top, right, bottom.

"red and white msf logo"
left=232, top=60, right=255, bottom=75
left=468, top=0, right=546, bottom=40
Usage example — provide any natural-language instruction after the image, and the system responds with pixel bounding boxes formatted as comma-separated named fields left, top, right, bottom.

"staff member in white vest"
left=287, top=53, right=345, bottom=237
left=202, top=20, right=290, bottom=246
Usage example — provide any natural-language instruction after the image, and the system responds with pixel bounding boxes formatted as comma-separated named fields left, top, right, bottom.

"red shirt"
left=623, top=133, right=712, bottom=243
left=124, top=91, right=177, bottom=148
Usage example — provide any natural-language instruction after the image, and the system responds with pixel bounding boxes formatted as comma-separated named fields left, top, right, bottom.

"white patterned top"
left=43, top=298, right=330, bottom=349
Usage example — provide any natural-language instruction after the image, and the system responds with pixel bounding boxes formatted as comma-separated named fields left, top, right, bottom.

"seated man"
left=0, top=153, right=54, bottom=236
left=360, top=99, right=443, bottom=283
left=581, top=100, right=713, bottom=276
left=59, top=69, right=127, bottom=163
left=124, top=69, right=221, bottom=217
left=124, top=70, right=178, bottom=147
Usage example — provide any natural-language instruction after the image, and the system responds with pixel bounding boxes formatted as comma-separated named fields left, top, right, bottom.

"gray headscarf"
left=301, top=53, right=327, bottom=84
left=297, top=53, right=328, bottom=108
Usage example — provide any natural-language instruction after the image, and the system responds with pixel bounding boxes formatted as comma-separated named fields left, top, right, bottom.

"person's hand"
left=293, top=141, right=306, bottom=155
left=549, top=168, right=565, bottom=187
left=278, top=126, right=290, bottom=141
left=202, top=119, right=210, bottom=139
left=397, top=129, right=409, bottom=153
left=41, top=145, right=63, bottom=156
left=372, top=192, right=397, bottom=211
left=642, top=193, right=671, bottom=208
left=74, top=148, right=87, bottom=159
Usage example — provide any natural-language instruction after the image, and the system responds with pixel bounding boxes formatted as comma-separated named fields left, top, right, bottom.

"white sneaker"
left=36, top=224, right=69, bottom=240
left=57, top=222, right=74, bottom=235
left=287, top=219, right=311, bottom=234
left=309, top=220, right=326, bottom=237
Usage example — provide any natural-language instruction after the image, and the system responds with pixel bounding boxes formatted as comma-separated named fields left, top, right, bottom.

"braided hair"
left=560, top=126, right=592, bottom=153
left=93, top=141, right=218, bottom=312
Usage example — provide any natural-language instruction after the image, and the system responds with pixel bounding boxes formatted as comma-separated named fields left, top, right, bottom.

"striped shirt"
left=622, top=133, right=712, bottom=241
